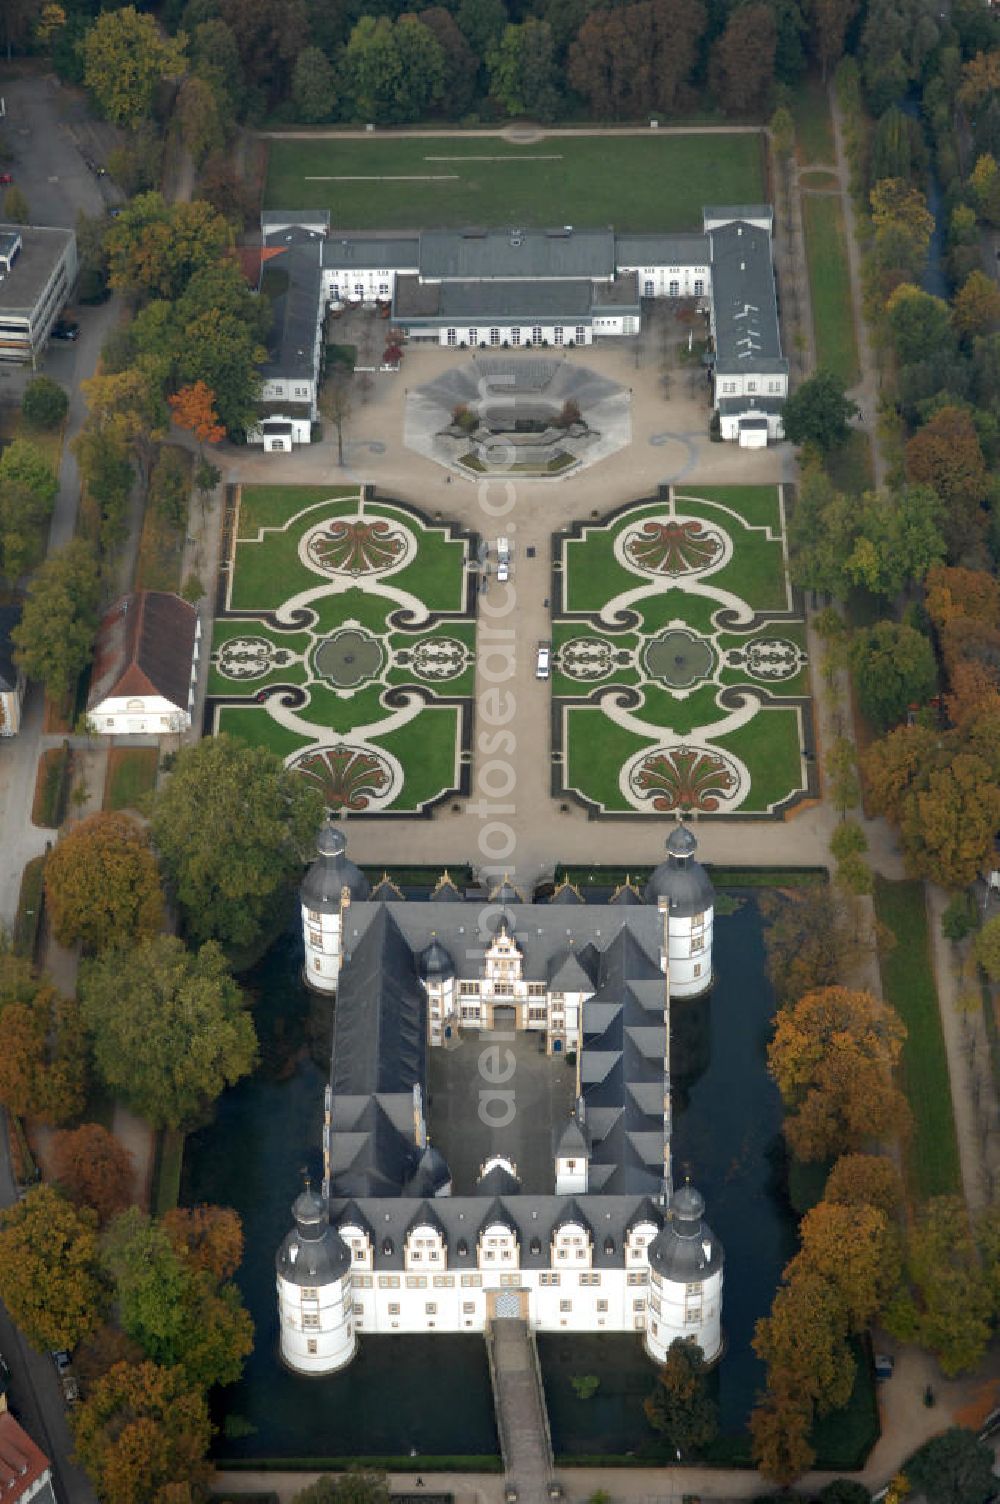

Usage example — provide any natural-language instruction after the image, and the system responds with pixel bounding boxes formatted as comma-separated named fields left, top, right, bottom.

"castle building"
left=252, top=207, right=785, bottom=450
left=279, top=826, right=723, bottom=1374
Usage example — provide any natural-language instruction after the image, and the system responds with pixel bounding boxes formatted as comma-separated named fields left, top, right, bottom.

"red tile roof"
left=230, top=244, right=285, bottom=288
left=0, top=1413, right=51, bottom=1502
left=87, top=591, right=198, bottom=713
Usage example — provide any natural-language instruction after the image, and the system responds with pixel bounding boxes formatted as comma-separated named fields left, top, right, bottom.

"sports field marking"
left=305, top=174, right=460, bottom=182
left=423, top=154, right=565, bottom=162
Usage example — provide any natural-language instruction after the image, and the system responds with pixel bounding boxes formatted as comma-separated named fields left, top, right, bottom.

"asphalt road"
left=0, top=75, right=120, bottom=230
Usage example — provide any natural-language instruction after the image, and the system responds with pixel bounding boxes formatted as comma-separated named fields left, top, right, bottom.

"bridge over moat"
left=485, top=1311, right=558, bottom=1504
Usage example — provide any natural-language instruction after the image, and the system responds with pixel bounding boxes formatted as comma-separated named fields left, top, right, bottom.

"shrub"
left=22, top=377, right=69, bottom=430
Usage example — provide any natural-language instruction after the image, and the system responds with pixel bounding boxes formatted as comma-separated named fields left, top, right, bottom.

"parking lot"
left=0, top=74, right=122, bottom=229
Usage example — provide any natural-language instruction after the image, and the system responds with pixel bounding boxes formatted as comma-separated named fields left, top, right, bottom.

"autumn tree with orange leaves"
left=52, top=1123, right=135, bottom=1225
left=768, top=985, right=911, bottom=1162
left=168, top=381, right=226, bottom=448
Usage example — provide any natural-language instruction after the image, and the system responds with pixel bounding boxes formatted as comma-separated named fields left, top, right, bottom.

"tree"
left=885, top=1196, right=994, bottom=1375
left=487, top=20, right=560, bottom=120
left=925, top=564, right=1000, bottom=631
left=824, top=1152, right=903, bottom=1218
left=781, top=369, right=858, bottom=453
left=71, top=1360, right=212, bottom=1504
left=644, top=1338, right=718, bottom=1453
left=175, top=75, right=224, bottom=166
left=0, top=437, right=60, bottom=578
left=162, top=1203, right=243, bottom=1280
left=419, top=9, right=478, bottom=117
left=148, top=445, right=190, bottom=530
left=952, top=269, right=1000, bottom=341
left=568, top=0, right=707, bottom=119
left=149, top=734, right=323, bottom=950
left=73, top=424, right=133, bottom=551
left=830, top=820, right=867, bottom=861
left=768, top=986, right=911, bottom=1162
left=749, top=1390, right=815, bottom=1483
left=102, top=1207, right=252, bottom=1389
left=217, top=0, right=307, bottom=109
left=168, top=380, right=226, bottom=447
left=52, top=1123, right=134, bottom=1225
left=885, top=284, right=955, bottom=367
left=456, top=0, right=507, bottom=57
left=974, top=914, right=1000, bottom=980
left=0, top=1186, right=102, bottom=1351
left=105, top=194, right=231, bottom=301
left=959, top=49, right=1000, bottom=114
left=872, top=106, right=925, bottom=186
left=795, top=1201, right=899, bottom=1330
left=0, top=983, right=86, bottom=1124
left=907, top=1428, right=996, bottom=1504
left=807, top=0, right=861, bottom=78
left=132, top=259, right=268, bottom=435
left=291, top=44, right=337, bottom=122
left=45, top=812, right=164, bottom=953
left=905, top=406, right=989, bottom=516
left=851, top=621, right=937, bottom=730
left=292, top=1477, right=391, bottom=1504
left=79, top=364, right=165, bottom=492
left=754, top=1263, right=855, bottom=1412
left=21, top=376, right=68, bottom=431
left=80, top=7, right=187, bottom=125
left=870, top=178, right=935, bottom=288
left=827, top=736, right=861, bottom=816
left=11, top=538, right=101, bottom=697
left=709, top=4, right=777, bottom=114
left=761, top=886, right=864, bottom=1007
left=343, top=15, right=445, bottom=124
left=970, top=153, right=1000, bottom=228
left=80, top=935, right=258, bottom=1130
left=319, top=370, right=353, bottom=466
left=842, top=486, right=946, bottom=599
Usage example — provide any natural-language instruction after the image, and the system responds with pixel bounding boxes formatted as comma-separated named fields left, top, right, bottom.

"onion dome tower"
left=276, top=1183, right=357, bottom=1374
left=645, top=823, right=714, bottom=998
left=645, top=1182, right=724, bottom=1365
left=418, top=933, right=457, bottom=1048
left=300, top=823, right=370, bottom=996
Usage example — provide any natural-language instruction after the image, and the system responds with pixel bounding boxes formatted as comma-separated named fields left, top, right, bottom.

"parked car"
left=497, top=559, right=509, bottom=583
left=536, top=642, right=551, bottom=679
left=0, top=173, right=12, bottom=186
left=51, top=318, right=79, bottom=341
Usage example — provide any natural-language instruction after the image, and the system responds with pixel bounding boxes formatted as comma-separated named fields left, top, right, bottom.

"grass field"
left=791, top=74, right=835, bottom=165
left=103, top=748, right=158, bottom=811
left=874, top=876, right=962, bottom=1202
left=802, top=193, right=860, bottom=388
left=264, top=133, right=766, bottom=232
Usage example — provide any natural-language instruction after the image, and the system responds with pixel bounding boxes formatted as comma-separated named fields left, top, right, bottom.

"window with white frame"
left=446, top=328, right=457, bottom=346
left=490, top=328, right=501, bottom=346
left=644, top=279, right=654, bottom=297
left=468, top=329, right=476, bottom=346
left=669, top=280, right=679, bottom=296
left=554, top=327, right=564, bottom=345
left=531, top=326, right=542, bottom=344
left=575, top=325, right=586, bottom=343
left=354, top=284, right=364, bottom=299
left=694, top=279, right=704, bottom=296
left=511, top=327, right=521, bottom=345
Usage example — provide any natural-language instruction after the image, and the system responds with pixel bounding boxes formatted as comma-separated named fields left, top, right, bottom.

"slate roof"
left=614, top=233, right=710, bottom=267
left=260, top=234, right=322, bottom=383
left=87, top=592, right=197, bottom=712
left=330, top=1194, right=663, bottom=1270
left=0, top=604, right=21, bottom=693
left=323, top=237, right=419, bottom=271
left=301, top=824, right=370, bottom=912
left=709, top=219, right=784, bottom=369
left=419, top=228, right=615, bottom=281
left=395, top=276, right=598, bottom=322
left=648, top=1182, right=723, bottom=1280
left=332, top=906, right=425, bottom=1096
left=645, top=827, right=715, bottom=916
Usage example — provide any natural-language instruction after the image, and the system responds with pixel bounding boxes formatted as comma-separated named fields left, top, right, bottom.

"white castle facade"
left=280, top=825, right=723, bottom=1375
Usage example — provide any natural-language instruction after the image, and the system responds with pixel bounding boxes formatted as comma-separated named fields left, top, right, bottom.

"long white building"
left=279, top=825, right=723, bottom=1375
left=253, top=206, right=786, bottom=450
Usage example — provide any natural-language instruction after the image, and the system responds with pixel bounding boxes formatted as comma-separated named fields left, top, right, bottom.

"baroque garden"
left=206, top=481, right=813, bottom=819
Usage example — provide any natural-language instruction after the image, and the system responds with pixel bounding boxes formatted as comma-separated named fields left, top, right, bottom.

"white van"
left=536, top=642, right=551, bottom=678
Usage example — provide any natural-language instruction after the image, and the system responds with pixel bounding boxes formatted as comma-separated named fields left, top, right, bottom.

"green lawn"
left=237, top=485, right=358, bottom=539
left=791, top=73, right=836, bottom=165
left=874, top=877, right=962, bottom=1202
left=103, top=748, right=158, bottom=811
left=371, top=709, right=461, bottom=808
left=713, top=708, right=804, bottom=811
left=564, top=712, right=652, bottom=812
left=215, top=707, right=313, bottom=759
left=824, top=428, right=874, bottom=496
left=677, top=484, right=782, bottom=533
left=264, top=133, right=765, bottom=232
left=802, top=193, right=860, bottom=388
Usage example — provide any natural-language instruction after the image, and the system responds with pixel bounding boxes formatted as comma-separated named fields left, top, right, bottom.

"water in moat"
left=185, top=898, right=797, bottom=1463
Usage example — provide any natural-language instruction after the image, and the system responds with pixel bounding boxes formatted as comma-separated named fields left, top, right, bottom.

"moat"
left=183, top=893, right=873, bottom=1466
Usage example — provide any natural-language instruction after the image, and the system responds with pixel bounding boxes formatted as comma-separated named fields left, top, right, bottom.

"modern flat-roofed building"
left=0, top=224, right=77, bottom=366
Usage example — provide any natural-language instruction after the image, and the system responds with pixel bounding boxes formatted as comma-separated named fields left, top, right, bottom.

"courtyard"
left=206, top=485, right=478, bottom=814
left=551, top=485, right=815, bottom=817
